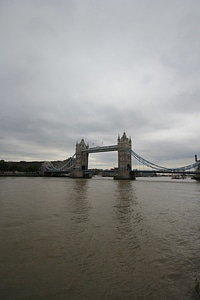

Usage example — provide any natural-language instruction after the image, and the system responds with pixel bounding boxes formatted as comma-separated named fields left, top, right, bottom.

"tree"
left=9, top=164, right=18, bottom=173
left=26, top=164, right=39, bottom=173
left=0, top=160, right=8, bottom=172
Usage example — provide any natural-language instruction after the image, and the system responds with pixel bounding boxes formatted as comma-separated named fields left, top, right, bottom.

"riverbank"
left=0, top=173, right=42, bottom=177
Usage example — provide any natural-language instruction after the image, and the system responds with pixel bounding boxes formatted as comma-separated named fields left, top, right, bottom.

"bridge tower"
left=118, top=132, right=132, bottom=171
left=75, top=138, right=89, bottom=170
left=114, top=132, right=135, bottom=179
left=70, top=138, right=90, bottom=178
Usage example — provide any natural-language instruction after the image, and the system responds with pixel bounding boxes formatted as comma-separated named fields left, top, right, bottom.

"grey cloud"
left=1, top=0, right=200, bottom=167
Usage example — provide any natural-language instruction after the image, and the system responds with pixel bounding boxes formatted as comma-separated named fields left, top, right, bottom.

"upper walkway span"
left=81, top=145, right=118, bottom=153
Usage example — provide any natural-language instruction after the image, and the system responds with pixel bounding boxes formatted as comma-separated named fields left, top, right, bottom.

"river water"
left=0, top=176, right=200, bottom=300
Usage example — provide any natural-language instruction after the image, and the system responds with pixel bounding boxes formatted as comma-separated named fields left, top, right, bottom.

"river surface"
left=0, top=176, right=200, bottom=300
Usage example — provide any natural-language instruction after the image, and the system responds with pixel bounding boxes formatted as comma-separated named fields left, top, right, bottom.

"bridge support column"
left=114, top=132, right=135, bottom=180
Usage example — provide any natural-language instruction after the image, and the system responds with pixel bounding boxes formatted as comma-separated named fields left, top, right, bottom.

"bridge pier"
left=69, top=170, right=92, bottom=178
left=113, top=170, right=136, bottom=180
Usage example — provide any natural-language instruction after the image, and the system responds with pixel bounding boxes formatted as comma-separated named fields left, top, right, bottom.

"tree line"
left=0, top=160, right=42, bottom=173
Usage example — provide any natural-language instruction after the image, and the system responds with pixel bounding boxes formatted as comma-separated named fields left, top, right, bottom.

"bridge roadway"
left=81, top=145, right=118, bottom=153
left=136, top=170, right=200, bottom=175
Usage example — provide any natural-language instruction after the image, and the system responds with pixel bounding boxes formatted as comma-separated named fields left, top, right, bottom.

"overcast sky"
left=1, top=0, right=200, bottom=169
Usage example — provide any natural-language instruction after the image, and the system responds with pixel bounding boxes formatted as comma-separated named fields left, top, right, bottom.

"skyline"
left=1, top=0, right=200, bottom=169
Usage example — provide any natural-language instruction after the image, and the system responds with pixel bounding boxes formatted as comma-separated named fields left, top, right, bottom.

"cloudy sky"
left=1, top=0, right=200, bottom=169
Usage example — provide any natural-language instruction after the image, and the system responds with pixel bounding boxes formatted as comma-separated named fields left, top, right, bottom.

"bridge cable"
left=128, top=149, right=200, bottom=172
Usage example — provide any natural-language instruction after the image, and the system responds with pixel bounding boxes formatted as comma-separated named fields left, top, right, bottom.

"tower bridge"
left=71, top=132, right=134, bottom=179
left=43, top=132, right=200, bottom=180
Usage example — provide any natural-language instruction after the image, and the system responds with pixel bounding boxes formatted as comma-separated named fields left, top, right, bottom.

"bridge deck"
left=136, top=170, right=200, bottom=175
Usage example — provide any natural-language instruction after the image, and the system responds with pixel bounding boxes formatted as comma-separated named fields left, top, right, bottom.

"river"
left=0, top=176, right=200, bottom=299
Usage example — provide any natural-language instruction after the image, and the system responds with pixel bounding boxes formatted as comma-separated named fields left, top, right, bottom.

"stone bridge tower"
left=113, top=132, right=135, bottom=179
left=75, top=138, right=89, bottom=170
left=118, top=132, right=132, bottom=171
left=70, top=138, right=89, bottom=178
